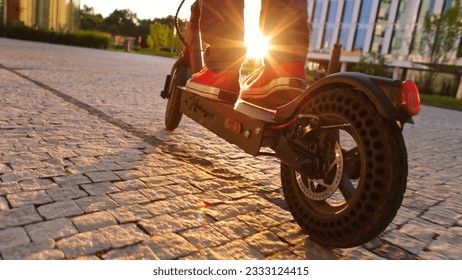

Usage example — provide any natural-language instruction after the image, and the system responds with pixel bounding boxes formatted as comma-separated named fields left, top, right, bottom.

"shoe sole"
left=185, top=81, right=238, bottom=103
left=240, top=77, right=306, bottom=99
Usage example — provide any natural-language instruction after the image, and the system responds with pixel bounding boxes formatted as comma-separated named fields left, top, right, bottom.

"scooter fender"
left=275, top=72, right=409, bottom=123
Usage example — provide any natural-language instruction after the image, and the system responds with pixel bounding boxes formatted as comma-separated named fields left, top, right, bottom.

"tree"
left=415, top=0, right=462, bottom=94
left=146, top=23, right=170, bottom=51
left=100, top=9, right=139, bottom=36
left=80, top=5, right=104, bottom=31
left=353, top=53, right=388, bottom=77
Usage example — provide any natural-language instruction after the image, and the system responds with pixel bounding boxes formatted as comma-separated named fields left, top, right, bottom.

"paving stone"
left=383, top=231, right=427, bottom=255
left=271, top=222, right=305, bottom=246
left=81, top=181, right=119, bottom=195
left=211, top=218, right=257, bottom=240
left=85, top=171, right=121, bottom=183
left=53, top=174, right=91, bottom=187
left=71, top=211, right=117, bottom=232
left=1, top=170, right=37, bottom=182
left=19, top=179, right=59, bottom=191
left=108, top=205, right=152, bottom=223
left=37, top=200, right=84, bottom=220
left=245, top=230, right=289, bottom=256
left=25, top=218, right=78, bottom=242
left=7, top=190, right=53, bottom=208
left=75, top=195, right=119, bottom=213
left=102, top=244, right=158, bottom=260
left=258, top=205, right=294, bottom=224
left=0, top=205, right=43, bottom=230
left=113, top=179, right=147, bottom=191
left=143, top=199, right=184, bottom=216
left=0, top=182, right=19, bottom=195
left=421, top=208, right=459, bottom=227
left=113, top=170, right=146, bottom=180
left=366, top=240, right=417, bottom=260
left=109, top=190, right=150, bottom=206
left=237, top=212, right=279, bottom=231
left=46, top=185, right=87, bottom=201
left=143, top=233, right=198, bottom=259
left=0, top=163, right=12, bottom=173
left=139, top=214, right=186, bottom=234
left=0, top=196, right=9, bottom=211
left=139, top=187, right=176, bottom=201
left=168, top=182, right=202, bottom=196
left=1, top=239, right=64, bottom=260
left=0, top=227, right=30, bottom=251
left=99, top=223, right=147, bottom=249
left=56, top=230, right=111, bottom=259
left=335, top=247, right=384, bottom=260
left=202, top=239, right=265, bottom=260
left=426, top=232, right=462, bottom=259
left=391, top=206, right=422, bottom=226
left=139, top=177, right=175, bottom=187
left=74, top=255, right=101, bottom=260
left=399, top=218, right=446, bottom=243
left=93, top=162, right=125, bottom=172
left=180, top=225, right=230, bottom=249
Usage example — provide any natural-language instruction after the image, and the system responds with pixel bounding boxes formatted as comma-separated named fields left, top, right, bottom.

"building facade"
left=307, top=0, right=462, bottom=82
left=1, top=0, right=80, bottom=31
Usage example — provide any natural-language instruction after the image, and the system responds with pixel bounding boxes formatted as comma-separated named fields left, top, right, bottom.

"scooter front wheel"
left=165, top=63, right=191, bottom=131
left=281, top=87, right=408, bottom=248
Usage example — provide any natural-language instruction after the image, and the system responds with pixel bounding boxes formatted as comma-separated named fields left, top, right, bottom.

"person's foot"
left=240, top=61, right=307, bottom=110
left=185, top=68, right=240, bottom=104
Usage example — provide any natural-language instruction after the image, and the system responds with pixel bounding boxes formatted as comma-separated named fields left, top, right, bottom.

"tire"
left=281, top=87, right=408, bottom=248
left=165, top=64, right=191, bottom=131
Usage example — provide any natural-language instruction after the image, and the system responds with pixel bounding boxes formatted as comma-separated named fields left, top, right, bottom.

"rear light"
left=401, top=80, right=421, bottom=116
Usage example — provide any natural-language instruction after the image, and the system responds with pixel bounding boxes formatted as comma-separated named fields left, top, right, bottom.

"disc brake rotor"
left=296, top=141, right=344, bottom=201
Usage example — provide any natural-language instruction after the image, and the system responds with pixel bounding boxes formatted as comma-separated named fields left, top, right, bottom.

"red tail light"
left=401, top=81, right=421, bottom=116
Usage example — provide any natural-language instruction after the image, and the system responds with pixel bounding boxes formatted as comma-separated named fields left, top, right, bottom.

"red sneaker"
left=185, top=68, right=240, bottom=104
left=240, top=61, right=307, bottom=110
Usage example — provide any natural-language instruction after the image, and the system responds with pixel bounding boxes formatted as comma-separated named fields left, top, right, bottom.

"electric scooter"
left=161, top=0, right=421, bottom=248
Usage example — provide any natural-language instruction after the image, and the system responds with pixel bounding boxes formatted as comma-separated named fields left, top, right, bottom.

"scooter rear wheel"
left=281, top=87, right=408, bottom=248
left=165, top=63, right=191, bottom=131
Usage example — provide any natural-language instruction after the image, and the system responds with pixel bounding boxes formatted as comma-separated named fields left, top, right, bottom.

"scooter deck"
left=180, top=87, right=279, bottom=156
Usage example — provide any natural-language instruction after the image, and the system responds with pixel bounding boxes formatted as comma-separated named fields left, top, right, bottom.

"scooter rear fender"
left=275, top=72, right=412, bottom=123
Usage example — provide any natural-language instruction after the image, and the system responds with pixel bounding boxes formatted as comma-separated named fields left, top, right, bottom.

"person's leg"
left=185, top=0, right=246, bottom=103
left=240, top=0, right=310, bottom=110
left=260, top=0, right=309, bottom=67
left=200, top=0, right=246, bottom=72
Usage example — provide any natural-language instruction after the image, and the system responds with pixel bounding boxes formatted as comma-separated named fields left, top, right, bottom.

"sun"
left=245, top=32, right=270, bottom=60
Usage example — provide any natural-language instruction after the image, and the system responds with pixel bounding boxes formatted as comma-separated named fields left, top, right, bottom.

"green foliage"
left=420, top=93, right=462, bottom=110
left=352, top=53, right=388, bottom=77
left=147, top=23, right=170, bottom=51
left=80, top=5, right=104, bottom=31
left=414, top=0, right=462, bottom=93
left=100, top=9, right=138, bottom=36
left=2, top=24, right=111, bottom=49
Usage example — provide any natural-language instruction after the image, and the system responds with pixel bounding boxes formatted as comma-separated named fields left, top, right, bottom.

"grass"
left=420, top=94, right=462, bottom=111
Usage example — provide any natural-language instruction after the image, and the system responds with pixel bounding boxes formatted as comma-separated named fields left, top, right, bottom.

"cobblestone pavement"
left=0, top=38, right=461, bottom=260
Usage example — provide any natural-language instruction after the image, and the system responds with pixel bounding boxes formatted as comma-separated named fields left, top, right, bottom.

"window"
left=372, top=0, right=392, bottom=53
left=354, top=0, right=374, bottom=50
left=322, top=0, right=339, bottom=50
left=391, top=0, right=413, bottom=54
left=444, top=0, right=454, bottom=11
left=342, top=0, right=355, bottom=23
left=338, top=0, right=355, bottom=49
left=327, top=0, right=338, bottom=23
left=313, top=0, right=324, bottom=23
